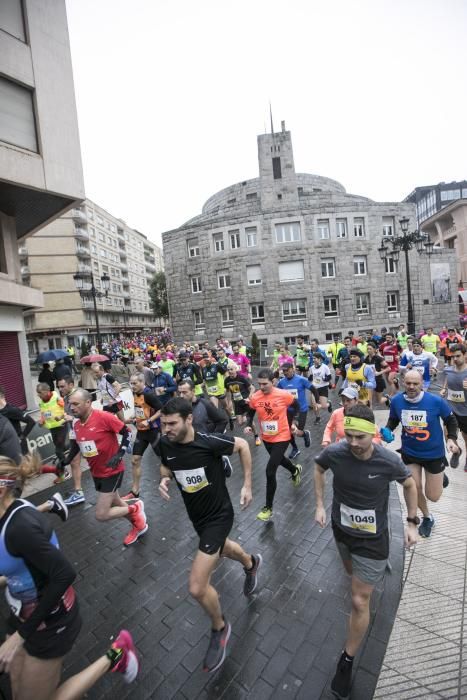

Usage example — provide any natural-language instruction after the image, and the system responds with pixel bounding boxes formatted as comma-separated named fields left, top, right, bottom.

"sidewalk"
left=375, top=430, right=467, bottom=699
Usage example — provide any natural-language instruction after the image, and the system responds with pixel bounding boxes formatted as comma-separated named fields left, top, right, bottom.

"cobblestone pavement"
left=0, top=400, right=403, bottom=699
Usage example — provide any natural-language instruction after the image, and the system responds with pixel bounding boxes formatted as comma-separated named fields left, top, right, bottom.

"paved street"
left=0, top=407, right=404, bottom=700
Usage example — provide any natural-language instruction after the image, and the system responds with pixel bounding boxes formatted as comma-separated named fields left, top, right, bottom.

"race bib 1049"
left=340, top=504, right=377, bottom=534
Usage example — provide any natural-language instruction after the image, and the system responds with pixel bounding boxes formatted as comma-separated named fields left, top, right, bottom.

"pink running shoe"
left=129, top=500, right=147, bottom=531
left=123, top=522, right=148, bottom=546
left=110, top=629, right=139, bottom=683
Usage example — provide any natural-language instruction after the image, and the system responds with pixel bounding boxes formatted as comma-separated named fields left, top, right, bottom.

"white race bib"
left=5, top=588, right=22, bottom=618
left=207, top=385, right=218, bottom=395
left=261, top=420, right=278, bottom=436
left=340, top=504, right=376, bottom=534
left=174, top=467, right=208, bottom=493
left=401, top=409, right=427, bottom=428
left=313, top=377, right=322, bottom=385
left=135, top=407, right=145, bottom=419
left=286, top=388, right=298, bottom=397
left=79, top=440, right=98, bottom=457
left=447, top=389, right=464, bottom=403
left=69, top=429, right=76, bottom=440
left=42, top=410, right=52, bottom=420
left=233, top=391, right=243, bottom=402
left=413, top=365, right=425, bottom=374
left=384, top=354, right=394, bottom=362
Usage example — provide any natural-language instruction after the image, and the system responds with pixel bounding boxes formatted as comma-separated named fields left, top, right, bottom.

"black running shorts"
left=454, top=413, right=467, bottom=434
left=194, top=509, right=234, bottom=556
left=92, top=470, right=124, bottom=493
left=8, top=602, right=82, bottom=660
left=317, top=387, right=329, bottom=398
left=132, top=429, right=160, bottom=457
left=401, top=452, right=447, bottom=474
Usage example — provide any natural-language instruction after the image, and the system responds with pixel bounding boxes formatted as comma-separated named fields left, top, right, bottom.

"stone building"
left=421, top=199, right=467, bottom=287
left=0, top=0, right=84, bottom=407
left=21, top=198, right=165, bottom=355
left=163, top=125, right=457, bottom=346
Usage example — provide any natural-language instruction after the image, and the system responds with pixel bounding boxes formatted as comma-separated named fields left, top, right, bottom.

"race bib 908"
left=174, top=467, right=209, bottom=493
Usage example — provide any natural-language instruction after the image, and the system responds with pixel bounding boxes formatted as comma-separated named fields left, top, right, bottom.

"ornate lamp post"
left=73, top=271, right=111, bottom=352
left=378, top=217, right=434, bottom=336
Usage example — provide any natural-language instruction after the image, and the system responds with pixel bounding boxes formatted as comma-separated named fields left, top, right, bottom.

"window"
left=102, top=265, right=109, bottom=273
left=230, top=230, right=241, bottom=249
left=100, top=248, right=106, bottom=257
left=353, top=217, right=365, bottom=237
left=385, top=257, right=398, bottom=274
left=107, top=236, right=112, bottom=245
left=193, top=310, right=205, bottom=330
left=282, top=299, right=306, bottom=321
left=0, top=0, right=26, bottom=41
left=217, top=270, right=231, bottom=289
left=336, top=219, right=347, bottom=239
left=279, top=260, right=304, bottom=282
left=89, top=227, right=95, bottom=237
left=324, top=296, right=339, bottom=317
left=191, top=276, right=202, bottom=293
left=97, top=216, right=104, bottom=226
left=110, top=224, right=116, bottom=233
left=246, top=226, right=257, bottom=247
left=356, top=293, right=370, bottom=315
left=250, top=304, right=265, bottom=324
left=187, top=239, right=200, bottom=258
left=246, top=192, right=257, bottom=200
left=275, top=222, right=301, bottom=243
left=247, top=265, right=262, bottom=285
left=88, top=210, right=94, bottom=220
left=98, top=233, right=104, bottom=242
left=317, top=219, right=330, bottom=240
left=221, top=306, right=234, bottom=328
left=441, top=189, right=461, bottom=201
left=93, top=261, right=99, bottom=270
left=272, top=157, right=282, bottom=179
left=354, top=256, right=367, bottom=276
left=0, top=77, right=37, bottom=152
left=387, top=291, right=400, bottom=312
left=321, top=258, right=335, bottom=278
left=91, top=244, right=97, bottom=254
left=382, top=216, right=394, bottom=237
left=213, top=233, right=224, bottom=252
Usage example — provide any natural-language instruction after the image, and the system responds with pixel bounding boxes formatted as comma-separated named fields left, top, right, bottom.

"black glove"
left=106, top=448, right=125, bottom=468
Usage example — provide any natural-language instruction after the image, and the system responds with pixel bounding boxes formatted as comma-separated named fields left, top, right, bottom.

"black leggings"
left=263, top=441, right=296, bottom=509
left=50, top=424, right=68, bottom=462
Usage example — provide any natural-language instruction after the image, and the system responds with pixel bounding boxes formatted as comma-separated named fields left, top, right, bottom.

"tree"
left=251, top=332, right=260, bottom=361
left=149, top=271, right=169, bottom=319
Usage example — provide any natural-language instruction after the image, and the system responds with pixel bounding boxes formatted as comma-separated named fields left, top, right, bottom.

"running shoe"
left=443, top=473, right=449, bottom=488
left=124, top=523, right=149, bottom=546
left=110, top=629, right=139, bottom=683
left=303, top=429, right=311, bottom=448
left=256, top=506, right=273, bottom=521
left=255, top=436, right=261, bottom=446
left=64, top=490, right=85, bottom=507
left=314, top=415, right=321, bottom=425
left=243, top=553, right=263, bottom=596
left=122, top=490, right=140, bottom=501
left=327, top=402, right=332, bottom=413
left=331, top=651, right=353, bottom=699
left=223, top=456, right=233, bottom=478
left=48, top=492, right=68, bottom=522
left=53, top=469, right=71, bottom=485
left=450, top=447, right=462, bottom=469
left=203, top=620, right=231, bottom=673
left=288, top=447, right=301, bottom=460
left=292, top=464, right=303, bottom=487
left=129, top=500, right=147, bottom=531
left=419, top=514, right=435, bottom=538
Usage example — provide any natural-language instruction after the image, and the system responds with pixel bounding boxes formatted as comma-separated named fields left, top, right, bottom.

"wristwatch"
left=406, top=516, right=420, bottom=525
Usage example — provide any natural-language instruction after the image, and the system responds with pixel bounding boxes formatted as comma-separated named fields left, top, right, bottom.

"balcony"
left=145, top=261, right=156, bottom=272
left=18, top=246, right=28, bottom=258
left=76, top=245, right=91, bottom=258
left=120, top=262, right=128, bottom=271
left=119, top=248, right=127, bottom=258
left=20, top=266, right=30, bottom=276
left=122, top=277, right=129, bottom=287
left=77, top=264, right=92, bottom=274
left=117, top=228, right=124, bottom=238
left=74, top=227, right=89, bottom=241
left=72, top=209, right=87, bottom=223
left=122, top=291, right=130, bottom=299
left=81, top=298, right=94, bottom=308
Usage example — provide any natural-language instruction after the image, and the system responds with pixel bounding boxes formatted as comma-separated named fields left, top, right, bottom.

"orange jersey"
left=249, top=387, right=294, bottom=442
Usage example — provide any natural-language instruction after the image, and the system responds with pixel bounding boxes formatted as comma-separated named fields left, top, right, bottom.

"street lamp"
left=379, top=218, right=434, bottom=335
left=73, top=271, right=110, bottom=352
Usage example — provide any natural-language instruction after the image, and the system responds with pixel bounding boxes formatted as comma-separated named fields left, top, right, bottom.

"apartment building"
left=22, top=198, right=164, bottom=354
left=0, top=0, right=84, bottom=407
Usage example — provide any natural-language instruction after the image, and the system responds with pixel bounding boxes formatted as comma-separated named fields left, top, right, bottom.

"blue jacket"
left=152, top=372, right=177, bottom=404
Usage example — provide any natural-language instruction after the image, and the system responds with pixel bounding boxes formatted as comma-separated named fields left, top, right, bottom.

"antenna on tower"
left=269, top=102, right=274, bottom=136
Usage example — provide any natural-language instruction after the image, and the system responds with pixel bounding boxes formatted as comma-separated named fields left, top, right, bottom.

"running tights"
left=263, top=440, right=296, bottom=509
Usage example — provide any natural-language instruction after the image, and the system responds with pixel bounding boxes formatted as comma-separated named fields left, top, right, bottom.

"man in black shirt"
left=0, top=387, right=35, bottom=454
left=157, top=398, right=260, bottom=674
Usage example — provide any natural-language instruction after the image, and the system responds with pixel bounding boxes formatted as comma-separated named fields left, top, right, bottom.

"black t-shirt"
left=224, top=375, right=251, bottom=401
left=0, top=415, right=22, bottom=465
left=156, top=432, right=235, bottom=528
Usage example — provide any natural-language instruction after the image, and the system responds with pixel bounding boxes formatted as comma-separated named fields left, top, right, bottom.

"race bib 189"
left=401, top=409, right=427, bottom=428
left=261, top=420, right=278, bottom=436
left=340, top=504, right=377, bottom=534
left=174, top=467, right=209, bottom=493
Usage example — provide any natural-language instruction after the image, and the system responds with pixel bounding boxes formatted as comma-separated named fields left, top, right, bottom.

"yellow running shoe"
left=256, top=506, right=273, bottom=521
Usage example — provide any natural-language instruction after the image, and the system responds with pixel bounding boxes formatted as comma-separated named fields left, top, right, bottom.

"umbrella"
left=36, top=349, right=69, bottom=364
left=80, top=354, right=110, bottom=363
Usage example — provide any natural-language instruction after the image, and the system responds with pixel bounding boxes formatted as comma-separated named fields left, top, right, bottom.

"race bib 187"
left=401, top=409, right=427, bottom=428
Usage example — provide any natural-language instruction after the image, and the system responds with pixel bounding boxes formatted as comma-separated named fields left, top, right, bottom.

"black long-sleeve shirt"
left=0, top=404, right=35, bottom=438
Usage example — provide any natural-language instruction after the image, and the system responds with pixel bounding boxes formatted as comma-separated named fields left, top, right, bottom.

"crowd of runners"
left=0, top=322, right=465, bottom=699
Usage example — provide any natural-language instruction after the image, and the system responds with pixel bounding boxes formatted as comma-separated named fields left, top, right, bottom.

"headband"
left=0, top=477, right=17, bottom=487
left=343, top=416, right=375, bottom=434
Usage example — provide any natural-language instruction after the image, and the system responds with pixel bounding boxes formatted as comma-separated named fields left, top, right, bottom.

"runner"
left=0, top=453, right=139, bottom=698
left=341, top=350, right=376, bottom=406
left=92, top=363, right=124, bottom=421
left=399, top=338, right=438, bottom=390
left=420, top=327, right=440, bottom=355
left=335, top=337, right=353, bottom=388
left=379, top=332, right=401, bottom=396
left=269, top=341, right=282, bottom=374
left=364, top=344, right=391, bottom=407
left=277, top=363, right=313, bottom=459
left=308, top=353, right=332, bottom=424
left=314, top=404, right=418, bottom=699
left=327, top=338, right=345, bottom=377
left=63, top=389, right=148, bottom=546
left=201, top=354, right=228, bottom=408
left=157, top=397, right=259, bottom=673
left=245, top=369, right=302, bottom=521
left=174, top=352, right=204, bottom=396
left=223, top=365, right=261, bottom=445
left=36, top=383, right=69, bottom=483
left=0, top=386, right=35, bottom=455
left=229, top=344, right=251, bottom=378
left=56, top=376, right=85, bottom=507
left=295, top=335, right=312, bottom=376
left=133, top=357, right=154, bottom=388
left=381, top=370, right=460, bottom=537
left=123, top=373, right=162, bottom=500
left=321, top=388, right=381, bottom=446
left=151, top=362, right=178, bottom=404
left=396, top=324, right=409, bottom=351
left=440, top=328, right=464, bottom=366
left=441, top=344, right=467, bottom=471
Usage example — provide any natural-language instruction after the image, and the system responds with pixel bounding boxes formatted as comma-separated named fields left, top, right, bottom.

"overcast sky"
left=66, top=0, right=467, bottom=247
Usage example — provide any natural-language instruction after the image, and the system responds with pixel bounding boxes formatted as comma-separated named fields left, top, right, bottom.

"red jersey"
left=249, top=387, right=294, bottom=442
left=379, top=342, right=399, bottom=371
left=74, top=409, right=125, bottom=478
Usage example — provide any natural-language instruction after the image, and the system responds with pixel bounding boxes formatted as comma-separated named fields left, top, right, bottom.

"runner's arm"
left=204, top=401, right=229, bottom=432
left=232, top=437, right=252, bottom=508
left=442, top=412, right=458, bottom=441
left=363, top=365, right=376, bottom=389
left=62, top=440, right=80, bottom=464
left=245, top=407, right=256, bottom=429
left=321, top=415, right=336, bottom=445
left=314, top=463, right=327, bottom=526
left=163, top=374, right=177, bottom=395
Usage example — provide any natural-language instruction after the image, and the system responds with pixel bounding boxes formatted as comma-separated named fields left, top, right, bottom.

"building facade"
left=22, top=198, right=164, bottom=355
left=0, top=0, right=84, bottom=407
left=404, top=181, right=467, bottom=228
left=163, top=125, right=457, bottom=345
left=421, top=199, right=467, bottom=287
